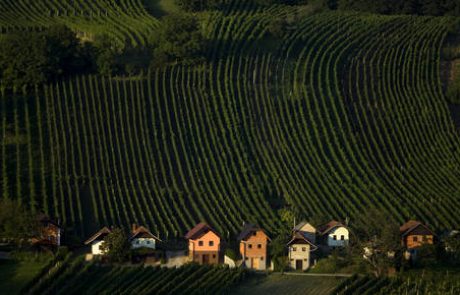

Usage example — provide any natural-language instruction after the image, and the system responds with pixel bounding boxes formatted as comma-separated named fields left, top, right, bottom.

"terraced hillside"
left=0, top=0, right=159, bottom=46
left=1, top=7, right=460, bottom=237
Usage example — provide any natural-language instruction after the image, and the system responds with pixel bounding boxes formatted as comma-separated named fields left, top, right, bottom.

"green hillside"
left=1, top=5, right=460, bottom=237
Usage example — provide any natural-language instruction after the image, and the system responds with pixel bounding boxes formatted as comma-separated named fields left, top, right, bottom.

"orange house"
left=238, top=224, right=270, bottom=270
left=31, top=214, right=62, bottom=248
left=400, top=220, right=435, bottom=250
left=185, top=223, right=221, bottom=265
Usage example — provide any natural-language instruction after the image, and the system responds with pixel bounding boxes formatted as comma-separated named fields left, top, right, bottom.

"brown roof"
left=130, top=226, right=161, bottom=241
left=400, top=220, right=434, bottom=237
left=185, top=222, right=220, bottom=240
left=84, top=227, right=112, bottom=245
left=317, top=220, right=345, bottom=235
left=237, top=223, right=271, bottom=241
left=287, top=232, right=318, bottom=251
left=36, top=213, right=61, bottom=228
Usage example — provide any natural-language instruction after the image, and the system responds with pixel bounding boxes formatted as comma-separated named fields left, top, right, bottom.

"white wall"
left=91, top=240, right=105, bottom=255
left=327, top=227, right=349, bottom=247
left=288, top=244, right=311, bottom=270
left=131, top=238, right=156, bottom=249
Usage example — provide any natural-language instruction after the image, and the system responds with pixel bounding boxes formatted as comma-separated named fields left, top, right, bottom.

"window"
left=146, top=240, right=151, bottom=244
left=302, top=247, right=306, bottom=252
left=253, top=232, right=257, bottom=236
left=198, top=241, right=204, bottom=246
left=212, top=254, right=216, bottom=258
left=422, top=236, right=427, bottom=242
left=257, top=244, right=262, bottom=249
left=209, top=241, right=214, bottom=246
left=341, top=235, right=345, bottom=241
left=293, top=247, right=297, bottom=252
left=260, top=257, right=264, bottom=261
left=304, top=259, right=307, bottom=261
left=248, top=244, right=253, bottom=249
left=413, top=236, right=418, bottom=242
left=136, top=240, right=140, bottom=244
left=333, top=235, right=337, bottom=241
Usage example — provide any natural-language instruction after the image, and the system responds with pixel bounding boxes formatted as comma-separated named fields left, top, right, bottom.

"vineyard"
left=1, top=5, right=460, bottom=238
left=20, top=255, right=247, bottom=295
left=331, top=273, right=460, bottom=295
left=0, top=0, right=159, bottom=46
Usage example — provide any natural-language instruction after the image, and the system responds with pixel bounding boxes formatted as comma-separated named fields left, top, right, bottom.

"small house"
left=31, top=214, right=62, bottom=248
left=317, top=220, right=349, bottom=248
left=185, top=222, right=221, bottom=265
left=287, top=231, right=318, bottom=271
left=400, top=220, right=434, bottom=250
left=130, top=224, right=161, bottom=250
left=238, top=224, right=270, bottom=270
left=294, top=221, right=316, bottom=244
left=84, top=227, right=112, bottom=255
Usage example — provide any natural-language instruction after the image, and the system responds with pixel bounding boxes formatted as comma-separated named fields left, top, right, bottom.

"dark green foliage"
left=0, top=199, right=39, bottom=243
left=175, top=0, right=224, bottom=11
left=101, top=227, right=131, bottom=263
left=151, top=13, right=206, bottom=67
left=0, top=26, right=94, bottom=92
left=334, top=0, right=460, bottom=16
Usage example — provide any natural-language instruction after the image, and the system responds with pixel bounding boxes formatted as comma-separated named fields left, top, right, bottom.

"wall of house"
left=404, top=235, right=433, bottom=249
left=299, top=224, right=316, bottom=243
left=288, top=244, right=311, bottom=270
left=42, top=224, right=61, bottom=246
left=327, top=227, right=349, bottom=247
left=239, top=231, right=269, bottom=270
left=189, top=231, right=220, bottom=264
left=131, top=238, right=156, bottom=249
left=91, top=240, right=105, bottom=255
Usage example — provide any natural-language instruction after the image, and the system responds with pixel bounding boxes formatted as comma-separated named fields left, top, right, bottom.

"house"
left=185, top=222, right=221, bottom=265
left=400, top=220, right=434, bottom=250
left=317, top=220, right=349, bottom=248
left=238, top=223, right=270, bottom=270
left=444, top=230, right=459, bottom=254
left=31, top=214, right=62, bottom=248
left=294, top=221, right=316, bottom=244
left=84, top=227, right=112, bottom=255
left=130, top=224, right=161, bottom=250
left=287, top=231, right=318, bottom=271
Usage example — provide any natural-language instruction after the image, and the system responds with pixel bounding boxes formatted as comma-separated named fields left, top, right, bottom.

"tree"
left=175, top=0, right=223, bottom=11
left=0, top=199, right=39, bottom=244
left=445, top=232, right=460, bottom=263
left=101, top=227, right=131, bottom=263
left=353, top=209, right=402, bottom=277
left=151, top=13, right=206, bottom=67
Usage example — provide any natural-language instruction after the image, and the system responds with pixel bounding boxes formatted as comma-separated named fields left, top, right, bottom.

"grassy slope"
left=0, top=260, right=47, bottom=295
left=231, top=274, right=342, bottom=295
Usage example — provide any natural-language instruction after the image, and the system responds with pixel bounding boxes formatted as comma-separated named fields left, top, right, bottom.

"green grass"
left=0, top=260, right=47, bottom=295
left=231, top=274, right=343, bottom=295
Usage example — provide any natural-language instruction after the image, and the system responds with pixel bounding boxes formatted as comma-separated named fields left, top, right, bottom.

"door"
left=296, top=259, right=303, bottom=270
left=202, top=254, right=210, bottom=264
left=253, top=257, right=259, bottom=269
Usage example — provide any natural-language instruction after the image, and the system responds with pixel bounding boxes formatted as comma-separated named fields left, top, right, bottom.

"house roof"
left=400, top=220, right=434, bottom=237
left=237, top=223, right=271, bottom=241
left=84, top=227, right=112, bottom=245
left=317, top=220, right=345, bottom=236
left=287, top=232, right=318, bottom=251
left=185, top=222, right=220, bottom=240
left=36, top=213, right=61, bottom=228
left=130, top=226, right=162, bottom=241
left=294, top=221, right=316, bottom=232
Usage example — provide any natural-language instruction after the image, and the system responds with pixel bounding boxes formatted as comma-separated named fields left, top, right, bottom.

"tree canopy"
left=101, top=227, right=131, bottom=263
left=0, top=199, right=39, bottom=243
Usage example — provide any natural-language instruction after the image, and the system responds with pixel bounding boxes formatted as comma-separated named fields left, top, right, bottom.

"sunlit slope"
left=2, top=11, right=460, bottom=237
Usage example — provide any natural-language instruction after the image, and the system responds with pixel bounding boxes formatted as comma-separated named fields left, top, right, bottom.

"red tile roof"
left=287, top=232, right=318, bottom=251
left=130, top=226, right=161, bottom=241
left=317, top=220, right=345, bottom=235
left=185, top=222, right=220, bottom=240
left=84, top=227, right=112, bottom=245
left=237, top=223, right=270, bottom=241
left=400, top=220, right=434, bottom=237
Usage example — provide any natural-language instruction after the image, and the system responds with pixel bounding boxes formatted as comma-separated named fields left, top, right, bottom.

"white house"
left=287, top=232, right=318, bottom=271
left=130, top=225, right=161, bottom=249
left=294, top=221, right=317, bottom=244
left=317, top=220, right=349, bottom=248
left=84, top=227, right=112, bottom=255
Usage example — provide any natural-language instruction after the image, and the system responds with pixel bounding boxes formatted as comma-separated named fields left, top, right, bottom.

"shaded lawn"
left=143, top=0, right=179, bottom=18
left=0, top=260, right=46, bottom=295
left=231, top=273, right=343, bottom=295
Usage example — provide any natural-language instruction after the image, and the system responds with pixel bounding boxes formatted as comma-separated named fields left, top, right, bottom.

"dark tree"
left=101, top=227, right=131, bottom=263
left=0, top=199, right=39, bottom=244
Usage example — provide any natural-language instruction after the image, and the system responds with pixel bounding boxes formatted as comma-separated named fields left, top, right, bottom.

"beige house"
left=294, top=221, right=316, bottom=244
left=287, top=232, right=318, bottom=271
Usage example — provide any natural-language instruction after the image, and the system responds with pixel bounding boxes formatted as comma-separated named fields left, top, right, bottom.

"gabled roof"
left=84, top=227, right=112, bottom=245
left=130, top=226, right=162, bottom=241
left=317, top=220, right=346, bottom=236
left=400, top=220, right=435, bottom=237
left=294, top=221, right=316, bottom=232
left=36, top=213, right=61, bottom=228
left=287, top=232, right=318, bottom=251
left=185, top=222, right=220, bottom=240
left=237, top=223, right=271, bottom=241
